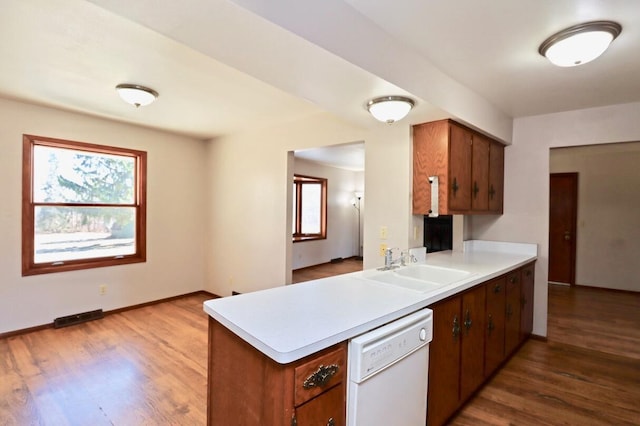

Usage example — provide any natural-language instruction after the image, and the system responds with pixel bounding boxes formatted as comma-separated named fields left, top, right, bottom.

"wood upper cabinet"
left=448, top=123, right=473, bottom=211
left=428, top=284, right=486, bottom=426
left=413, top=119, right=505, bottom=215
left=207, top=318, right=346, bottom=426
left=488, top=141, right=505, bottom=213
left=471, top=134, right=490, bottom=211
left=504, top=270, right=522, bottom=357
left=484, top=276, right=506, bottom=377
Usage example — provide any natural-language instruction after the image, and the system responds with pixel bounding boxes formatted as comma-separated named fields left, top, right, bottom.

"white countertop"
left=203, top=240, right=537, bottom=364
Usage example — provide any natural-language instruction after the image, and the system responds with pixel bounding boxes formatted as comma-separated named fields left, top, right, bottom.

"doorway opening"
left=288, top=142, right=365, bottom=283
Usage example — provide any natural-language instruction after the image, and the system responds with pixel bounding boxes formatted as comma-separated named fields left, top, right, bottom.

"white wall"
left=550, top=143, right=640, bottom=291
left=364, top=123, right=419, bottom=268
left=204, top=112, right=366, bottom=295
left=0, top=98, right=207, bottom=334
left=470, top=101, right=640, bottom=337
left=291, top=158, right=363, bottom=270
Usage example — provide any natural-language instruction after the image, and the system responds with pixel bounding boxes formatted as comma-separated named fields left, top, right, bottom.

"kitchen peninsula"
left=204, top=240, right=537, bottom=425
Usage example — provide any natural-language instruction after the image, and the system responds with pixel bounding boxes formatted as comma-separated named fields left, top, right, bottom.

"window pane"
left=301, top=184, right=321, bottom=234
left=33, top=145, right=135, bottom=204
left=34, top=206, right=136, bottom=263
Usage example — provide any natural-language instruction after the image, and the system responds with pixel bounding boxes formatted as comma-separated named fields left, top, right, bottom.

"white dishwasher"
left=347, top=308, right=433, bottom=425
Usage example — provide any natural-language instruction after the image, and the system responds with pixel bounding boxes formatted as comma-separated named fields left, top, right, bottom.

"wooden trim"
left=574, top=284, right=639, bottom=295
left=530, top=334, right=548, bottom=342
left=292, top=174, right=327, bottom=240
left=0, top=290, right=218, bottom=340
left=21, top=134, right=148, bottom=276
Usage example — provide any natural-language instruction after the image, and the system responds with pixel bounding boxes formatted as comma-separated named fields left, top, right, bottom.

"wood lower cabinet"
left=428, top=261, right=536, bottom=426
left=484, top=276, right=506, bottom=377
left=505, top=269, right=522, bottom=357
left=207, top=318, right=346, bottom=426
left=427, top=284, right=485, bottom=426
left=460, top=285, right=486, bottom=401
left=520, top=263, right=535, bottom=339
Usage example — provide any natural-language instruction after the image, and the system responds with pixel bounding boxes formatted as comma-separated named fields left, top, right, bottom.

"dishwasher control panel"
left=349, top=308, right=433, bottom=383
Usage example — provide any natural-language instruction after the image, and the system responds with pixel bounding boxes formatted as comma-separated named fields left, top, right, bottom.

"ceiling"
left=2, top=0, right=639, bottom=167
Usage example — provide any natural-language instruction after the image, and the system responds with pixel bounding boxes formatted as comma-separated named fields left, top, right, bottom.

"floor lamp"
left=353, top=192, right=363, bottom=260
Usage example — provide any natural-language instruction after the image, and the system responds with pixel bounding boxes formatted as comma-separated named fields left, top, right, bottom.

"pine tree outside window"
left=22, top=135, right=147, bottom=276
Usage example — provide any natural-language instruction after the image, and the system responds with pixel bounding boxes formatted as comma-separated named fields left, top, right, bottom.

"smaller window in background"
left=22, top=134, right=147, bottom=276
left=292, top=174, right=327, bottom=242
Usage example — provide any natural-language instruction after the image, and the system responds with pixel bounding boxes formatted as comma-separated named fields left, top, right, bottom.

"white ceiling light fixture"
left=367, top=96, right=415, bottom=124
left=538, top=21, right=622, bottom=67
left=116, top=84, right=159, bottom=107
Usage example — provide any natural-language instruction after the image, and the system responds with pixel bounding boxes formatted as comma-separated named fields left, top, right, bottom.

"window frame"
left=22, top=134, right=147, bottom=276
left=292, top=174, right=327, bottom=242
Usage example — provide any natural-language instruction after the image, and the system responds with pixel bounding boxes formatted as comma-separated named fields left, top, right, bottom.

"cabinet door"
left=427, top=296, right=461, bottom=426
left=488, top=141, right=504, bottom=213
left=505, top=270, right=522, bottom=356
left=520, top=263, right=535, bottom=340
left=484, top=277, right=506, bottom=377
left=295, top=383, right=345, bottom=426
left=448, top=124, right=472, bottom=212
left=460, top=284, right=486, bottom=402
left=471, top=134, right=490, bottom=211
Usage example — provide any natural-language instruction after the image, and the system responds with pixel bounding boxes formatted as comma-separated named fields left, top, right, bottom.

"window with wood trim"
left=22, top=134, right=147, bottom=276
left=292, top=174, right=327, bottom=242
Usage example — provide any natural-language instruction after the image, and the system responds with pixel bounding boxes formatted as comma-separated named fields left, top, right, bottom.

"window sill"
left=292, top=236, right=326, bottom=243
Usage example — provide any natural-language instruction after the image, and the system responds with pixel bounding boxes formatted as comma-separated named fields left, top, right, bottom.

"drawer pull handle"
left=303, top=364, right=339, bottom=389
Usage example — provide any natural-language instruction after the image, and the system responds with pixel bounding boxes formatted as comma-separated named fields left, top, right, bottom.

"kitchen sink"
left=394, top=264, right=472, bottom=284
left=362, top=264, right=474, bottom=292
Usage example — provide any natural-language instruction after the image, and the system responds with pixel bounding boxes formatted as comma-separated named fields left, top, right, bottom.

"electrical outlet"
left=380, top=226, right=388, bottom=239
left=379, top=243, right=388, bottom=256
left=99, top=284, right=107, bottom=296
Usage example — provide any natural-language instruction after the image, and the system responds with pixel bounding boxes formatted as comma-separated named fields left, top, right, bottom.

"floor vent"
left=232, top=291, right=242, bottom=296
left=54, top=309, right=104, bottom=329
left=330, top=257, right=344, bottom=263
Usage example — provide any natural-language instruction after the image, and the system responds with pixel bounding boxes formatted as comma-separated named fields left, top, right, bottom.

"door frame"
left=549, top=172, right=578, bottom=286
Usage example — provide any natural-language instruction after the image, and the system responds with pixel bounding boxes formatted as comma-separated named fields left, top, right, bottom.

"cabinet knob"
left=487, top=314, right=495, bottom=335
left=452, top=315, right=461, bottom=340
left=452, top=177, right=459, bottom=196
left=463, top=309, right=472, bottom=334
left=493, top=284, right=502, bottom=293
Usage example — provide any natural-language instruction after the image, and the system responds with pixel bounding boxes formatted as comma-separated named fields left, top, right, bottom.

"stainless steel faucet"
left=379, top=248, right=417, bottom=270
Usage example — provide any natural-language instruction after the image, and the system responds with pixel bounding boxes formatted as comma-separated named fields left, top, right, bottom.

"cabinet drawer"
left=294, top=345, right=346, bottom=406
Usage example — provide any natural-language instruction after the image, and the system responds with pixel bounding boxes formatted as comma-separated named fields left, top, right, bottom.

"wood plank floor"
left=1, top=281, right=638, bottom=425
left=292, top=257, right=363, bottom=283
left=0, top=293, right=210, bottom=425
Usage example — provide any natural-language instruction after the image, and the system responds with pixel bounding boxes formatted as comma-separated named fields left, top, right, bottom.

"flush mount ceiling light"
left=115, top=84, right=159, bottom=107
left=538, top=21, right=622, bottom=67
left=367, top=96, right=415, bottom=124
